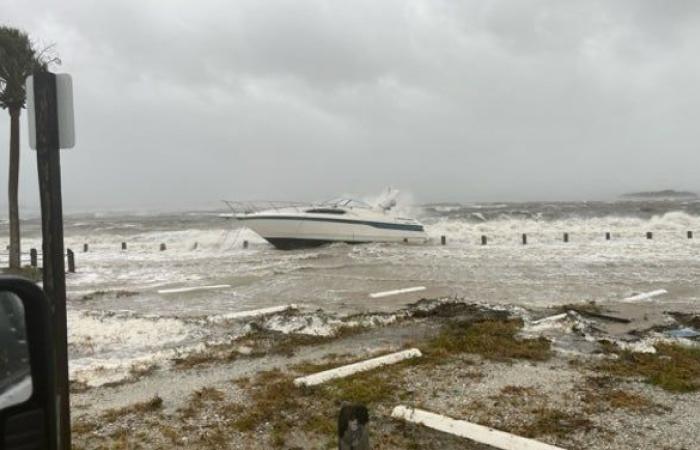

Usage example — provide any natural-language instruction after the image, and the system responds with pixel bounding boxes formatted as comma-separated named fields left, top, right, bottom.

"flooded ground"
left=2, top=200, right=699, bottom=448
left=2, top=200, right=699, bottom=389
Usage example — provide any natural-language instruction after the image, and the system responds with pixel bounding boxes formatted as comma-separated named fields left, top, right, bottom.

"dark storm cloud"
left=1, top=0, right=699, bottom=211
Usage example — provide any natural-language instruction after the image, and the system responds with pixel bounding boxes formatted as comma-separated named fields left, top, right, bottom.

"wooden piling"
left=243, top=240, right=249, bottom=249
left=160, top=243, right=166, bottom=251
left=646, top=232, right=653, bottom=240
left=441, top=235, right=446, bottom=246
left=121, top=242, right=127, bottom=250
left=83, top=243, right=88, bottom=252
left=688, top=231, right=693, bottom=239
left=605, top=232, right=611, bottom=241
left=192, top=242, right=198, bottom=250
left=30, top=248, right=38, bottom=267
left=563, top=233, right=569, bottom=243
left=66, top=249, right=75, bottom=273
left=481, top=235, right=487, bottom=246
left=522, top=233, right=527, bottom=245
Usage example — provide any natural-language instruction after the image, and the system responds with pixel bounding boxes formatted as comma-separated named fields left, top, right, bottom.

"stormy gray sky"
left=2, top=0, right=699, bottom=211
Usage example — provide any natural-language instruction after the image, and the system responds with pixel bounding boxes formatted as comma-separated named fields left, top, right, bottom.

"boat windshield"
left=318, top=198, right=373, bottom=209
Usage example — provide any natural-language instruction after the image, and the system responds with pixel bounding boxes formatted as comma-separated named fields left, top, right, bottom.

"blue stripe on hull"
left=237, top=215, right=424, bottom=232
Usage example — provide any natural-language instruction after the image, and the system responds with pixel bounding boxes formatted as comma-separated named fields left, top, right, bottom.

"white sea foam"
left=425, top=211, right=700, bottom=242
left=67, top=310, right=208, bottom=386
left=68, top=310, right=192, bottom=355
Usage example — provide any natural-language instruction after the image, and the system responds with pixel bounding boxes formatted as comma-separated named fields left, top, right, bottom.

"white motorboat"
left=226, top=193, right=428, bottom=250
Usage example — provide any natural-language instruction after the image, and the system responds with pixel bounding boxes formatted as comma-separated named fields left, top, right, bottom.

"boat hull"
left=237, top=215, right=427, bottom=250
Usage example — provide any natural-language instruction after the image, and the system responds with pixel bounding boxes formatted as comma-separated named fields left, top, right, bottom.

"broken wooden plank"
left=208, top=304, right=298, bottom=323
left=569, top=309, right=631, bottom=324
left=369, top=286, right=426, bottom=298
left=293, top=349, right=422, bottom=387
left=391, top=406, right=566, bottom=450
left=158, top=284, right=231, bottom=295
left=622, top=289, right=668, bottom=302
left=530, top=313, right=568, bottom=325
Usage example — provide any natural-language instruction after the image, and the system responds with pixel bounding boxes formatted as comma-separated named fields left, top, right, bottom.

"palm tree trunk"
left=8, top=106, right=21, bottom=269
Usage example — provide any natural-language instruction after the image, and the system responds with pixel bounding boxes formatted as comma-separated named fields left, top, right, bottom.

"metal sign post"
left=27, top=71, right=73, bottom=450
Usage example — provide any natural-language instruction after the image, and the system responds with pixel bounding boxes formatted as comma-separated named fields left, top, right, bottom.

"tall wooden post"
left=33, top=71, right=70, bottom=449
left=66, top=249, right=75, bottom=273
left=440, top=235, right=446, bottom=245
left=605, top=232, right=611, bottom=241
left=122, top=241, right=127, bottom=250
left=481, top=235, right=487, bottom=245
left=30, top=248, right=38, bottom=267
left=563, top=233, right=569, bottom=243
left=522, top=233, right=527, bottom=245
left=646, top=232, right=653, bottom=240
left=83, top=243, right=88, bottom=252
left=688, top=231, right=693, bottom=239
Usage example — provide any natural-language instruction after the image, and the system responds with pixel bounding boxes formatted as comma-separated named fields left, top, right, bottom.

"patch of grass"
left=580, top=376, right=662, bottom=414
left=72, top=418, right=98, bottom=435
left=323, top=370, right=398, bottom=405
left=158, top=424, right=182, bottom=445
left=516, top=407, right=594, bottom=439
left=177, top=386, right=227, bottom=419
left=172, top=345, right=238, bottom=370
left=499, top=385, right=537, bottom=397
left=102, top=395, right=163, bottom=423
left=606, top=390, right=656, bottom=411
left=266, top=333, right=333, bottom=356
left=193, top=386, right=225, bottom=402
left=290, top=350, right=388, bottom=375
left=229, top=361, right=407, bottom=447
left=424, top=319, right=551, bottom=362
left=231, top=369, right=300, bottom=434
left=596, top=343, right=700, bottom=392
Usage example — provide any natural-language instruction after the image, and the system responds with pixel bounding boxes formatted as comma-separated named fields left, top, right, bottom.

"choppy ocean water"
left=3, top=199, right=700, bottom=386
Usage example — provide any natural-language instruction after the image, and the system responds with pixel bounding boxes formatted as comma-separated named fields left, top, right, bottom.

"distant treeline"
left=621, top=190, right=698, bottom=199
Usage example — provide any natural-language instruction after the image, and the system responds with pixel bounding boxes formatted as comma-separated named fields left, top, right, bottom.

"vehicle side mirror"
left=0, top=276, right=57, bottom=450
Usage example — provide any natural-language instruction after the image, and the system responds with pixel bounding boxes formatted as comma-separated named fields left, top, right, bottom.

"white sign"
left=26, top=73, right=75, bottom=150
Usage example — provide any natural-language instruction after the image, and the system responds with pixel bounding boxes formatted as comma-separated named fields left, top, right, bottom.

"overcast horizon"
left=2, top=0, right=700, bottom=213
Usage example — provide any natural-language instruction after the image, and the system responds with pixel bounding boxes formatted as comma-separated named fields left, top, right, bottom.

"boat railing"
left=222, top=200, right=311, bottom=215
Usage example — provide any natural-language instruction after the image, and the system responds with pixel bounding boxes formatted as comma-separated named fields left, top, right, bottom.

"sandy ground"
left=70, top=298, right=700, bottom=450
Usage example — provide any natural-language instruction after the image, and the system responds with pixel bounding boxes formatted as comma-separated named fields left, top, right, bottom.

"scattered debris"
left=568, top=309, right=630, bottom=324
left=665, top=327, right=700, bottom=339
left=391, top=406, right=566, bottom=450
left=293, top=349, right=422, bottom=387
left=208, top=304, right=298, bottom=324
left=622, top=289, right=668, bottom=302
left=669, top=312, right=700, bottom=329
left=596, top=342, right=700, bottom=392
left=530, top=313, right=568, bottom=326
left=369, top=286, right=426, bottom=298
